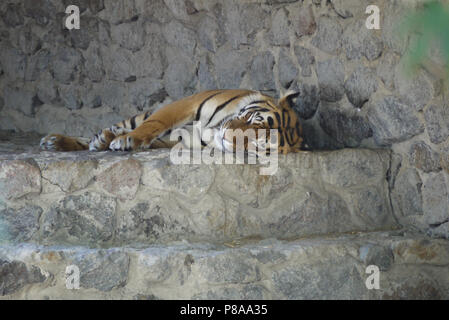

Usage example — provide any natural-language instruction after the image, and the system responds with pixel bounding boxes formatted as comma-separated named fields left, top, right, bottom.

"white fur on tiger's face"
left=40, top=89, right=304, bottom=155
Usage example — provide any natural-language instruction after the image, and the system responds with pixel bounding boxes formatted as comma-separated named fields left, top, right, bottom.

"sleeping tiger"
left=40, top=89, right=303, bottom=154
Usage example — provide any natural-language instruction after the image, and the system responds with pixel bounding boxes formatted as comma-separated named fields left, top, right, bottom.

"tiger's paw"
left=109, top=134, right=142, bottom=151
left=89, top=130, right=113, bottom=151
left=40, top=134, right=60, bottom=151
left=40, top=134, right=87, bottom=151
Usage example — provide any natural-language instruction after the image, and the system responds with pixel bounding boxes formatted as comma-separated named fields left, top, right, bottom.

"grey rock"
left=278, top=48, right=298, bottom=89
left=382, top=3, right=408, bottom=54
left=61, top=0, right=104, bottom=14
left=381, top=278, right=444, bottom=300
left=377, top=51, right=399, bottom=90
left=84, top=95, right=102, bottom=109
left=83, top=44, right=105, bottom=83
left=266, top=0, right=297, bottom=4
left=98, top=20, right=111, bottom=45
left=422, top=173, right=449, bottom=227
left=197, top=15, right=219, bottom=53
left=61, top=0, right=88, bottom=13
left=88, top=0, right=105, bottom=14
left=211, top=3, right=227, bottom=48
left=101, top=0, right=138, bottom=24
left=102, top=46, right=134, bottom=82
left=37, top=80, right=58, bottom=105
left=133, top=33, right=166, bottom=79
left=163, top=20, right=196, bottom=57
left=141, top=161, right=215, bottom=199
left=272, top=259, right=365, bottom=299
left=128, top=78, right=166, bottom=111
left=392, top=168, right=423, bottom=218
left=3, top=86, right=36, bottom=116
left=1, top=4, right=24, bottom=27
left=163, top=0, right=193, bottom=20
left=51, top=47, right=82, bottom=84
left=0, top=46, right=26, bottom=81
left=41, top=192, right=116, bottom=246
left=441, top=145, right=449, bottom=173
left=111, top=20, right=145, bottom=52
left=294, top=45, right=315, bottom=77
left=163, top=50, right=197, bottom=100
left=318, top=103, right=372, bottom=147
left=1, top=234, right=449, bottom=299
left=409, top=141, right=442, bottom=173
left=41, top=159, right=97, bottom=192
left=0, top=205, right=42, bottom=242
left=344, top=66, right=378, bottom=108
left=0, top=260, right=47, bottom=296
left=270, top=8, right=290, bottom=46
left=198, top=55, right=217, bottom=91
left=117, top=201, right=191, bottom=244
left=198, top=251, right=261, bottom=284
left=23, top=0, right=56, bottom=26
left=290, top=82, right=320, bottom=120
left=311, top=16, right=342, bottom=54
left=97, top=159, right=142, bottom=201
left=25, top=49, right=51, bottom=82
left=359, top=244, right=394, bottom=271
left=319, top=149, right=388, bottom=188
left=316, top=57, right=345, bottom=102
left=222, top=3, right=266, bottom=48
left=69, top=17, right=98, bottom=50
left=330, top=0, right=371, bottom=18
left=364, top=35, right=384, bottom=61
left=220, top=3, right=242, bottom=49
left=97, top=81, right=127, bottom=111
left=13, top=24, right=41, bottom=55
left=193, top=285, right=265, bottom=300
left=367, top=96, right=424, bottom=146
left=395, top=65, right=434, bottom=111
left=350, top=187, right=392, bottom=226
left=143, top=0, right=174, bottom=24
left=69, top=250, right=129, bottom=291
left=249, top=51, right=276, bottom=92
left=214, top=47, right=250, bottom=89
left=0, top=96, right=3, bottom=112
left=342, top=19, right=383, bottom=61
left=289, top=4, right=316, bottom=37
left=266, top=191, right=354, bottom=237
left=240, top=4, right=268, bottom=45
left=58, top=85, right=83, bottom=110
left=424, top=103, right=449, bottom=144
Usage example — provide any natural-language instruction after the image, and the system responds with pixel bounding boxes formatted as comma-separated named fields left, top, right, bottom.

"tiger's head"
left=215, top=91, right=303, bottom=155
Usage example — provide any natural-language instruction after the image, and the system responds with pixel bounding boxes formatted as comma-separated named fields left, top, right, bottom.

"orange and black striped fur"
left=40, top=89, right=303, bottom=154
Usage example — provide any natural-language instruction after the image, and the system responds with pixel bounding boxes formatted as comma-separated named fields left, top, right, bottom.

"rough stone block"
left=0, top=160, right=41, bottom=200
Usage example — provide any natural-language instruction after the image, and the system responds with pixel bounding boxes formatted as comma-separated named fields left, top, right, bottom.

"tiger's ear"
left=278, top=90, right=300, bottom=109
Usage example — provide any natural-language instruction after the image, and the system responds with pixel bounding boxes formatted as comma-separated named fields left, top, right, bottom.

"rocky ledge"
left=1, top=231, right=448, bottom=299
left=0, top=142, right=398, bottom=247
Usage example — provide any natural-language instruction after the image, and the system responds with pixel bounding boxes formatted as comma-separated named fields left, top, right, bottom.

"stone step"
left=0, top=231, right=448, bottom=299
left=0, top=146, right=399, bottom=247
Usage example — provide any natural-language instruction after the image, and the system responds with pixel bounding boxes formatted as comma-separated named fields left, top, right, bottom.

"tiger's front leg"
left=108, top=123, right=157, bottom=151
left=89, top=125, right=132, bottom=151
left=109, top=119, right=171, bottom=151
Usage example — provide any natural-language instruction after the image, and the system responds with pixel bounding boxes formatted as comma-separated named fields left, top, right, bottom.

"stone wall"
left=0, top=0, right=448, bottom=238
left=0, top=149, right=397, bottom=247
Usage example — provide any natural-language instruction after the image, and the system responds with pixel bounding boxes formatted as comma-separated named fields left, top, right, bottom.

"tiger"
left=40, top=89, right=304, bottom=155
